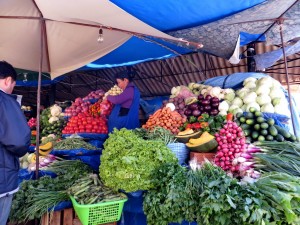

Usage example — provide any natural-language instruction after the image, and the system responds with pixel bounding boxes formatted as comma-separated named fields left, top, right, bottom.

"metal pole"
left=278, top=19, right=297, bottom=136
left=35, top=18, right=44, bottom=179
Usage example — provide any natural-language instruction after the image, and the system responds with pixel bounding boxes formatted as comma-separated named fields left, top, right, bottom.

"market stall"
left=10, top=72, right=300, bottom=225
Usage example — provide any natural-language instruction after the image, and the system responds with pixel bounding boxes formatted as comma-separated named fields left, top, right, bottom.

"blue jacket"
left=0, top=90, right=31, bottom=195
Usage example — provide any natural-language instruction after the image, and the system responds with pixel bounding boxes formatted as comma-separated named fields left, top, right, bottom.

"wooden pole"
left=35, top=18, right=44, bottom=179
left=278, top=19, right=297, bottom=136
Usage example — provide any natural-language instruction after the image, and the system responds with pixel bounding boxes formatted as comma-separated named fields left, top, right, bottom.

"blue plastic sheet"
left=140, top=96, right=169, bottom=118
left=51, top=148, right=102, bottom=157
left=49, top=200, right=73, bottom=212
left=63, top=155, right=101, bottom=171
left=18, top=169, right=57, bottom=184
left=117, top=191, right=198, bottom=225
left=62, top=133, right=108, bottom=140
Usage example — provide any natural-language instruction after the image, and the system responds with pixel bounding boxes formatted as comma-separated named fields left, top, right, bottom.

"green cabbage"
left=243, top=92, right=257, bottom=105
left=261, top=103, right=275, bottom=113
left=256, top=94, right=271, bottom=106
left=231, top=97, right=243, bottom=107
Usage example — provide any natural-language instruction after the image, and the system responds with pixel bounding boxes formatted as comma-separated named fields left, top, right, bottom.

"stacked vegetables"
left=82, top=89, right=105, bottom=102
left=68, top=174, right=126, bottom=205
left=144, top=162, right=300, bottom=225
left=142, top=106, right=186, bottom=134
left=62, top=111, right=108, bottom=134
left=103, top=85, right=123, bottom=99
left=236, top=107, right=297, bottom=143
left=100, top=128, right=178, bottom=192
left=64, top=97, right=92, bottom=118
left=162, top=96, right=186, bottom=117
left=19, top=153, right=57, bottom=171
left=214, top=121, right=247, bottom=173
left=221, top=76, right=289, bottom=116
left=40, top=105, right=66, bottom=138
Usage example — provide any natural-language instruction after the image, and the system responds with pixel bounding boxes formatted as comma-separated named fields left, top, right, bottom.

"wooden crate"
left=190, top=152, right=216, bottom=163
left=41, top=208, right=117, bottom=225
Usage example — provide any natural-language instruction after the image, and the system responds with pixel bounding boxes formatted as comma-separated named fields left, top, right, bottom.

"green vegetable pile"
left=99, top=128, right=178, bottom=192
left=54, top=138, right=98, bottom=150
left=134, top=126, right=177, bottom=145
left=254, top=141, right=300, bottom=177
left=236, top=108, right=298, bottom=143
left=68, top=174, right=126, bottom=205
left=40, top=108, right=67, bottom=138
left=10, top=160, right=92, bottom=223
left=143, top=162, right=300, bottom=225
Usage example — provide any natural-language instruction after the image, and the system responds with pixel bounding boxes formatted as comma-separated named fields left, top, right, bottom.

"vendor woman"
left=107, top=71, right=140, bottom=133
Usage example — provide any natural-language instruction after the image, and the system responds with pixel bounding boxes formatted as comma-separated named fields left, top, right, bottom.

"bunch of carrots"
left=142, top=107, right=186, bottom=134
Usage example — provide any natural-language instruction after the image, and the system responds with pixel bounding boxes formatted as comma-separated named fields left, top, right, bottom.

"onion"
left=188, top=103, right=199, bottom=110
left=201, top=99, right=210, bottom=106
left=205, top=94, right=212, bottom=100
left=192, top=109, right=201, bottom=117
left=197, top=94, right=204, bottom=101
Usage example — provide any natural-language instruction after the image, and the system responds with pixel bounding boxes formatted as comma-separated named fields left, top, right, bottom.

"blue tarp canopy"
left=81, top=0, right=268, bottom=69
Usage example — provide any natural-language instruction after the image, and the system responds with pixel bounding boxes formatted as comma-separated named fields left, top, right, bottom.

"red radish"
left=214, top=121, right=247, bottom=175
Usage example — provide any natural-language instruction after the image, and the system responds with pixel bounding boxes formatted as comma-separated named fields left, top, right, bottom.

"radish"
left=214, top=121, right=247, bottom=175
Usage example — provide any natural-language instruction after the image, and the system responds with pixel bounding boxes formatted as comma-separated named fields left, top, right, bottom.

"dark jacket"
left=0, top=90, right=30, bottom=195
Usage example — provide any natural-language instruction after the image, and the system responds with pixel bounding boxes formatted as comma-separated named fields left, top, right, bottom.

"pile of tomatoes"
left=62, top=112, right=108, bottom=134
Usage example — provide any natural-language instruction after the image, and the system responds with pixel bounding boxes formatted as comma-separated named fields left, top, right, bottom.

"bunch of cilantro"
left=144, top=162, right=300, bottom=225
left=99, top=128, right=178, bottom=192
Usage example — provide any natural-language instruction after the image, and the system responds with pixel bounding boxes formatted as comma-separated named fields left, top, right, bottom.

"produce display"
left=64, top=97, right=92, bottom=118
left=19, top=153, right=57, bottom=170
left=220, top=76, right=289, bottom=116
left=236, top=107, right=297, bottom=143
left=240, top=141, right=300, bottom=177
left=54, top=138, right=98, bottom=150
left=180, top=113, right=225, bottom=134
left=184, top=94, right=220, bottom=117
left=175, top=129, right=202, bottom=143
left=134, top=127, right=177, bottom=145
left=68, top=174, right=126, bottom=205
left=62, top=111, right=108, bottom=134
left=103, top=85, right=123, bottom=99
left=143, top=162, right=300, bottom=225
left=214, top=121, right=247, bottom=174
left=162, top=96, right=186, bottom=117
left=13, top=74, right=300, bottom=225
left=10, top=160, right=92, bottom=223
left=40, top=104, right=66, bottom=138
left=99, top=128, right=178, bottom=192
left=142, top=106, right=186, bottom=134
left=185, top=131, right=218, bottom=153
left=82, top=89, right=105, bottom=102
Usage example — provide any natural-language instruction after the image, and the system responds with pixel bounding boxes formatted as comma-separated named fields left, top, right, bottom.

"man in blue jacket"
left=0, top=61, right=31, bottom=225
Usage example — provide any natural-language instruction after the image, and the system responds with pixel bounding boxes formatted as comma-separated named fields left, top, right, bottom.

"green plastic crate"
left=70, top=196, right=127, bottom=225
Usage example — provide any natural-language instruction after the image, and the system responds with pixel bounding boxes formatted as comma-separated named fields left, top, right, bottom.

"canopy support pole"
left=35, top=18, right=44, bottom=179
left=278, top=19, right=297, bottom=136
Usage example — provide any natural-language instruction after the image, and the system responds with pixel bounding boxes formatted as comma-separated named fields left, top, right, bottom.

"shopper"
left=107, top=70, right=140, bottom=132
left=0, top=61, right=31, bottom=225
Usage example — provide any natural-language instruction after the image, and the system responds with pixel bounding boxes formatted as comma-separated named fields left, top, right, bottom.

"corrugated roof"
left=14, top=42, right=300, bottom=106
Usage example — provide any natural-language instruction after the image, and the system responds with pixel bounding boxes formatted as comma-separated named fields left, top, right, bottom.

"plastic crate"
left=70, top=196, right=127, bottom=225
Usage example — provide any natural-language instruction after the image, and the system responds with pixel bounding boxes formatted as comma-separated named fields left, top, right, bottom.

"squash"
left=186, top=132, right=218, bottom=153
left=189, top=131, right=214, bottom=145
left=38, top=142, right=53, bottom=156
left=175, top=130, right=202, bottom=143
left=186, top=139, right=218, bottom=153
left=177, top=129, right=194, bottom=136
left=39, top=142, right=53, bottom=151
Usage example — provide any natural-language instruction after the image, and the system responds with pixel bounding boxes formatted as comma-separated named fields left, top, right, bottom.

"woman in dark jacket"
left=107, top=71, right=140, bottom=133
left=0, top=61, right=31, bottom=225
